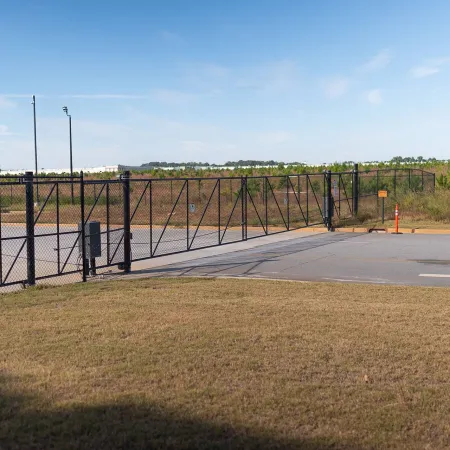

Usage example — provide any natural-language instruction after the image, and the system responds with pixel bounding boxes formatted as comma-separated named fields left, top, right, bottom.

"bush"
left=388, top=190, right=450, bottom=222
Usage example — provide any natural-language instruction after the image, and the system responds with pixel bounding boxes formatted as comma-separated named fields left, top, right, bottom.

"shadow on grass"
left=0, top=373, right=360, bottom=450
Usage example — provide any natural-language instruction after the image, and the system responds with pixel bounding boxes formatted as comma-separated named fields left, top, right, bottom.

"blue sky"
left=1, top=0, right=450, bottom=169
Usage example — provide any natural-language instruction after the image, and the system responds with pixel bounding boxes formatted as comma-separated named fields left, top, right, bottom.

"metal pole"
left=306, top=175, right=309, bottom=225
left=0, top=189, right=2, bottom=285
left=25, top=172, right=35, bottom=286
left=352, top=163, right=359, bottom=216
left=338, top=175, right=341, bottom=217
left=265, top=177, right=268, bottom=234
left=376, top=170, right=380, bottom=208
left=80, top=171, right=87, bottom=281
left=186, top=180, right=189, bottom=250
left=286, top=176, right=290, bottom=230
left=122, top=171, right=131, bottom=273
left=218, top=178, right=221, bottom=245
left=149, top=180, right=153, bottom=256
left=381, top=197, right=385, bottom=224
left=106, top=183, right=110, bottom=264
left=69, top=115, right=74, bottom=204
left=326, top=170, right=333, bottom=231
left=241, top=177, right=244, bottom=241
left=56, top=183, right=60, bottom=274
left=32, top=95, right=39, bottom=204
left=244, top=176, right=248, bottom=240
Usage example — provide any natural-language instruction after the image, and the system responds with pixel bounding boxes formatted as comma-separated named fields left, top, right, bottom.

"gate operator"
left=323, top=196, right=334, bottom=230
left=78, top=221, right=101, bottom=275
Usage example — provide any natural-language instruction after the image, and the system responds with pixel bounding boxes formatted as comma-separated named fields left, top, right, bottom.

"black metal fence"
left=0, top=167, right=435, bottom=292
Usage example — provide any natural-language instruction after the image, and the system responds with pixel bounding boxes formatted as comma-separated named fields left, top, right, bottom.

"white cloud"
left=0, top=125, right=12, bottom=136
left=410, top=57, right=450, bottom=78
left=367, top=89, right=383, bottom=105
left=411, top=66, right=439, bottom=78
left=359, top=49, right=393, bottom=72
left=159, top=30, right=185, bottom=44
left=323, top=77, right=350, bottom=99
left=0, top=94, right=40, bottom=99
left=0, top=96, right=16, bottom=108
left=152, top=89, right=195, bottom=105
left=60, top=94, right=148, bottom=99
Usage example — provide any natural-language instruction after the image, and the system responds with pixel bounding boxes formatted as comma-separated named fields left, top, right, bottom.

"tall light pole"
left=32, top=95, right=39, bottom=204
left=62, top=106, right=74, bottom=203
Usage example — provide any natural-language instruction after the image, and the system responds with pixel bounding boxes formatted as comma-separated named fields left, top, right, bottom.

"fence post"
left=306, top=175, right=309, bottom=225
left=122, top=171, right=131, bottom=273
left=376, top=170, right=380, bottom=208
left=25, top=171, right=35, bottom=286
left=325, top=170, right=333, bottom=231
left=186, top=179, right=189, bottom=250
left=241, top=176, right=247, bottom=240
left=218, top=179, right=221, bottom=245
left=352, top=163, right=359, bottom=216
left=79, top=171, right=88, bottom=281
left=286, top=175, right=290, bottom=230
left=244, top=176, right=248, bottom=240
left=265, top=177, right=268, bottom=234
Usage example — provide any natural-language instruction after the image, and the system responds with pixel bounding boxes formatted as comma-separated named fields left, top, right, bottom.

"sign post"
left=378, top=190, right=388, bottom=224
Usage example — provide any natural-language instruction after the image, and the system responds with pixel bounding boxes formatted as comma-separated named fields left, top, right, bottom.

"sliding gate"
left=0, top=168, right=435, bottom=291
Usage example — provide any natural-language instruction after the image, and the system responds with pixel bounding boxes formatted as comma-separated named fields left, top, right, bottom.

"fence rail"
left=0, top=167, right=435, bottom=292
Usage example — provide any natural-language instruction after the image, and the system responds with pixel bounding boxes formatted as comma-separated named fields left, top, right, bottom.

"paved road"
left=130, top=232, right=450, bottom=287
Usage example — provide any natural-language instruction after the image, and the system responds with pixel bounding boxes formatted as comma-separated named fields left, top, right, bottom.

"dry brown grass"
left=1, top=278, right=450, bottom=449
left=362, top=219, right=450, bottom=230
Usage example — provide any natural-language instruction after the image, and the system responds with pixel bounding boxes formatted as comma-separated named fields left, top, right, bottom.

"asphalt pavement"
left=130, top=232, right=450, bottom=287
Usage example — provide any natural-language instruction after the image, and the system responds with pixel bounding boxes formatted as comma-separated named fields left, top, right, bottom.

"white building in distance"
left=0, top=165, right=120, bottom=176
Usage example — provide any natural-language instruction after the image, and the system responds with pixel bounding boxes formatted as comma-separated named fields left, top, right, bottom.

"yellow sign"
left=378, top=190, right=388, bottom=198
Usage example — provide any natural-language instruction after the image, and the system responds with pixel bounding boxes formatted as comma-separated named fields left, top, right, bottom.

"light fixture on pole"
left=32, top=95, right=39, bottom=204
left=62, top=106, right=74, bottom=203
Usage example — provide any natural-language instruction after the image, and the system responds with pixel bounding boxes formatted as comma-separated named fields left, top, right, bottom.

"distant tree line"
left=139, top=161, right=210, bottom=168
left=133, top=156, right=444, bottom=169
left=137, top=160, right=304, bottom=168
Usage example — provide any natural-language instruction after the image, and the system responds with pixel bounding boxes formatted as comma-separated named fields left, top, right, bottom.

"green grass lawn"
left=1, top=278, right=450, bottom=449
